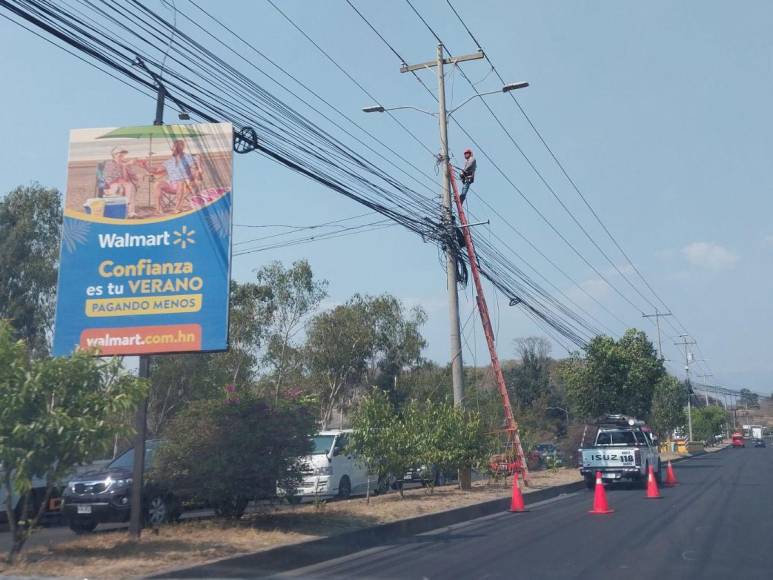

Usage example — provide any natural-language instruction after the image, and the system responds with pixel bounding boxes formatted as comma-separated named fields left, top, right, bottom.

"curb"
left=151, top=480, right=585, bottom=578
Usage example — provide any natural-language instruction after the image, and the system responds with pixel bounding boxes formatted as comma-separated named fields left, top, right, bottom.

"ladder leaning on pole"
left=448, top=165, right=530, bottom=486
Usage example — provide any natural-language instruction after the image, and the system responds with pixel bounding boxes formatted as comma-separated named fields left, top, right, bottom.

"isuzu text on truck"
left=579, top=415, right=661, bottom=488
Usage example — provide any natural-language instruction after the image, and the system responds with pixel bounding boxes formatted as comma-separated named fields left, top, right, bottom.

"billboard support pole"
left=128, top=356, right=149, bottom=539
left=129, top=75, right=166, bottom=540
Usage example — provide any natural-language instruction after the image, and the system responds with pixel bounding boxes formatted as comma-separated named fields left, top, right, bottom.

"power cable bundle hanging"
left=1, top=0, right=608, bottom=349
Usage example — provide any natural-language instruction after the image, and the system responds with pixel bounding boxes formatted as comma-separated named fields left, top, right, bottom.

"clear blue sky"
left=2, top=1, right=772, bottom=392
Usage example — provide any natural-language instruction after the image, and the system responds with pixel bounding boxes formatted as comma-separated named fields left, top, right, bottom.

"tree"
left=739, top=388, right=760, bottom=410
left=0, top=321, right=146, bottom=563
left=648, top=375, right=687, bottom=438
left=147, top=280, right=273, bottom=433
left=557, top=329, right=665, bottom=420
left=257, top=260, right=327, bottom=401
left=362, top=294, right=426, bottom=392
left=306, top=301, right=372, bottom=427
left=154, top=392, right=315, bottom=518
left=349, top=390, right=490, bottom=499
left=505, top=337, right=553, bottom=409
left=405, top=399, right=490, bottom=492
left=305, top=294, right=426, bottom=427
left=0, top=184, right=62, bottom=356
left=347, top=389, right=405, bottom=501
left=692, top=406, right=727, bottom=443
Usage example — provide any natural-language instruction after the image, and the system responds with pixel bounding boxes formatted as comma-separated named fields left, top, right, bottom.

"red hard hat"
left=464, top=148, right=473, bottom=155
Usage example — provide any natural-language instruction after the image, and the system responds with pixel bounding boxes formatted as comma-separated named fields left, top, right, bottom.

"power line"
left=1, top=0, right=612, bottom=348
left=443, top=0, right=715, bottom=375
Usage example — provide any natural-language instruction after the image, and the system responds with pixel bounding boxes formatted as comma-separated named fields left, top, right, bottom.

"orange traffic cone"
left=645, top=464, right=662, bottom=499
left=664, top=461, right=679, bottom=487
left=509, top=472, right=526, bottom=512
left=589, top=471, right=614, bottom=514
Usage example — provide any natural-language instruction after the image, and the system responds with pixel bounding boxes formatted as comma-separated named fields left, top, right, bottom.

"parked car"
left=0, top=468, right=63, bottom=524
left=732, top=433, right=745, bottom=448
left=397, top=465, right=457, bottom=488
left=579, top=414, right=661, bottom=488
left=62, top=440, right=181, bottom=533
left=282, top=430, right=379, bottom=502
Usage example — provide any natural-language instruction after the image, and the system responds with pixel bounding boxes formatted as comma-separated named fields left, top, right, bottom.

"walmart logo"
left=172, top=225, right=196, bottom=249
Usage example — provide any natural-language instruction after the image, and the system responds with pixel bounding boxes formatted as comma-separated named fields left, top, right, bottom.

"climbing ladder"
left=448, top=166, right=530, bottom=485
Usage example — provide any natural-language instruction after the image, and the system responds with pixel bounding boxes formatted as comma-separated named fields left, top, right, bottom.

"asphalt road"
left=275, top=446, right=772, bottom=580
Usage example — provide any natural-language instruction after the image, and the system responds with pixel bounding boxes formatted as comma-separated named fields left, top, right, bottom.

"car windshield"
left=107, top=441, right=159, bottom=471
left=596, top=430, right=637, bottom=446
left=311, top=435, right=335, bottom=455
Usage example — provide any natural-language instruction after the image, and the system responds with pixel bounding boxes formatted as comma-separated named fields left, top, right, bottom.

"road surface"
left=276, top=446, right=771, bottom=580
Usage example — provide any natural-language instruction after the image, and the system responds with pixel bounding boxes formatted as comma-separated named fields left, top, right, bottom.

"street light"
left=361, top=104, right=436, bottom=116
left=362, top=82, right=529, bottom=118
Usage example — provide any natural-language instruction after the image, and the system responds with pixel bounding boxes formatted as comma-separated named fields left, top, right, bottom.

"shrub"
left=153, top=393, right=314, bottom=518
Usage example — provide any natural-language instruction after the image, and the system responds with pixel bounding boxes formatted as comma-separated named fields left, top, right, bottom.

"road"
left=275, top=446, right=772, bottom=580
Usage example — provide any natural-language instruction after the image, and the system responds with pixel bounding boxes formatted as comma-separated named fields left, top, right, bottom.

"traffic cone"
left=589, top=471, right=614, bottom=515
left=645, top=464, right=662, bottom=499
left=664, top=461, right=679, bottom=487
left=509, top=472, right=526, bottom=512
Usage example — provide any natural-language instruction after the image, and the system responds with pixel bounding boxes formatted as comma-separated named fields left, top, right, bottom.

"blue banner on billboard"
left=52, top=123, right=233, bottom=356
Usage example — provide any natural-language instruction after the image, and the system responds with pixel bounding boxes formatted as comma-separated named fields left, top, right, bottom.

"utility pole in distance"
left=400, top=44, right=484, bottom=490
left=642, top=309, right=672, bottom=360
left=697, top=373, right=713, bottom=405
left=400, top=45, right=483, bottom=411
left=675, top=334, right=697, bottom=441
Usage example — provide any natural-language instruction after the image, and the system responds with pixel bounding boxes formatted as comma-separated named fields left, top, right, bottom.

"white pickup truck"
left=579, top=415, right=661, bottom=489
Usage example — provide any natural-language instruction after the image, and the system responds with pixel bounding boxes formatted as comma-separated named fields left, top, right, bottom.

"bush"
left=348, top=390, right=492, bottom=497
left=153, top=394, right=314, bottom=518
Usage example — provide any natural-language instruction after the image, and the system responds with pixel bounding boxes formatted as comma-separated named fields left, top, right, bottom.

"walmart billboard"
left=52, top=122, right=233, bottom=356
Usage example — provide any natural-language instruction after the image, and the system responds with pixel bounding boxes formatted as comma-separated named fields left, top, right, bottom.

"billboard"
left=52, top=123, right=233, bottom=356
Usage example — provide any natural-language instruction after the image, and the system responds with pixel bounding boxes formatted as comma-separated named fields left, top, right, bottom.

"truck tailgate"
left=581, top=448, right=637, bottom=469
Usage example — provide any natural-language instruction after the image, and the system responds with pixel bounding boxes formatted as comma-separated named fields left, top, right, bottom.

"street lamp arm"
left=447, top=82, right=529, bottom=117
left=362, top=104, right=436, bottom=116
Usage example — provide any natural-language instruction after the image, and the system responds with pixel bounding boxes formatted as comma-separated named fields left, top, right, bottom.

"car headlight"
left=104, top=476, right=132, bottom=489
left=313, top=466, right=332, bottom=476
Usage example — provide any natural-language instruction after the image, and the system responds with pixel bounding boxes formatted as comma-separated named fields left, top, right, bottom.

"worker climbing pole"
left=448, top=163, right=530, bottom=486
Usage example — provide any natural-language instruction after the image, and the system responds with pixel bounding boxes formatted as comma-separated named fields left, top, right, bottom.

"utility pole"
left=400, top=45, right=484, bottom=410
left=675, top=335, right=697, bottom=441
left=698, top=373, right=713, bottom=405
left=642, top=310, right=672, bottom=360
left=401, top=45, right=484, bottom=490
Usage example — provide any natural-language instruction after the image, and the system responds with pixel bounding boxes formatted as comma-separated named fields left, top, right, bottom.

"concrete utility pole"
left=675, top=335, right=697, bottom=441
left=642, top=310, right=672, bottom=360
left=698, top=373, right=713, bottom=405
left=400, top=45, right=484, bottom=410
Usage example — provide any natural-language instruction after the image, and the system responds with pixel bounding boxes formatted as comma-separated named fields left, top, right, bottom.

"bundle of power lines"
left=0, top=0, right=715, bottom=361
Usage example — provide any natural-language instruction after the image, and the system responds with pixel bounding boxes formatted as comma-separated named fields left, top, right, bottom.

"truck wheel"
left=69, top=518, right=97, bottom=534
left=655, top=462, right=662, bottom=484
left=584, top=476, right=595, bottom=490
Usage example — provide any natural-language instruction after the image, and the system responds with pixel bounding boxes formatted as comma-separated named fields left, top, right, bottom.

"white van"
left=287, top=429, right=378, bottom=502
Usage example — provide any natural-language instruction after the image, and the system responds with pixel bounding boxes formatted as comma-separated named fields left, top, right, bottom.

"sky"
left=1, top=1, right=772, bottom=392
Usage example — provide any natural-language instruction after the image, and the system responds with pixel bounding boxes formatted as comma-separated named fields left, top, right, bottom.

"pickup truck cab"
left=579, top=415, right=661, bottom=489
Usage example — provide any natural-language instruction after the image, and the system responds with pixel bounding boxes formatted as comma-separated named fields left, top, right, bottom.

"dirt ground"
left=0, top=468, right=581, bottom=578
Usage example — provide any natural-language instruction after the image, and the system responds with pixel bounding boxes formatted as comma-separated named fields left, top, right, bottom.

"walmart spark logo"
left=172, top=225, right=196, bottom=249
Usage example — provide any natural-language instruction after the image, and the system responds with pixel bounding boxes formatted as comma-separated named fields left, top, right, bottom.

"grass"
left=0, top=467, right=581, bottom=578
